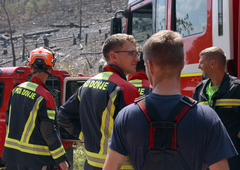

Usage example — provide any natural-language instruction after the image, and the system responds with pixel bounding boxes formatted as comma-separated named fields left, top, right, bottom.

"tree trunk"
left=3, top=0, right=16, bottom=66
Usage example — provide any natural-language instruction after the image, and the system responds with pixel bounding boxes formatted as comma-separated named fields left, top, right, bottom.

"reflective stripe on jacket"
left=3, top=77, right=66, bottom=169
left=192, top=73, right=240, bottom=146
left=58, top=65, right=140, bottom=169
left=128, top=71, right=152, bottom=96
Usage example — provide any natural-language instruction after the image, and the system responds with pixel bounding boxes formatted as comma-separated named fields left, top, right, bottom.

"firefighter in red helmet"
left=2, top=47, right=69, bottom=170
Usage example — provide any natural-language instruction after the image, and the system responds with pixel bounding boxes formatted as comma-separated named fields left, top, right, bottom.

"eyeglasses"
left=114, top=51, right=141, bottom=58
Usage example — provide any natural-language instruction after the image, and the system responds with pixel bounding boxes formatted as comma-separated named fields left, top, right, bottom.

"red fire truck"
left=0, top=66, right=90, bottom=169
left=111, top=0, right=239, bottom=97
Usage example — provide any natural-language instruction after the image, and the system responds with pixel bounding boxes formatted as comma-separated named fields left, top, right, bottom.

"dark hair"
left=32, top=64, right=51, bottom=74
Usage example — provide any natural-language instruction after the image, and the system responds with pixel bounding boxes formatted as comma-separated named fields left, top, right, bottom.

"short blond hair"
left=102, top=34, right=137, bottom=61
left=143, top=30, right=184, bottom=71
left=200, top=47, right=226, bottom=68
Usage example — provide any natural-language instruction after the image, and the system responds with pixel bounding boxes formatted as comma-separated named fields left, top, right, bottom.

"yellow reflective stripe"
left=99, top=86, right=119, bottom=155
left=12, top=89, right=15, bottom=96
left=5, top=138, right=51, bottom=156
left=200, top=99, right=240, bottom=107
left=99, top=108, right=108, bottom=155
left=94, top=72, right=113, bottom=80
left=78, top=88, right=81, bottom=101
left=107, top=87, right=118, bottom=153
left=87, top=159, right=104, bottom=168
left=215, top=99, right=240, bottom=106
left=129, top=79, right=142, bottom=87
left=121, top=165, right=134, bottom=170
left=47, top=110, right=55, bottom=120
left=199, top=101, right=209, bottom=106
left=86, top=150, right=106, bottom=168
left=21, top=96, right=43, bottom=143
left=86, top=150, right=133, bottom=169
left=20, top=82, right=38, bottom=92
left=50, top=145, right=65, bottom=159
left=86, top=150, right=106, bottom=159
left=6, top=105, right=12, bottom=136
left=181, top=72, right=202, bottom=77
left=120, top=156, right=134, bottom=169
left=79, top=131, right=84, bottom=141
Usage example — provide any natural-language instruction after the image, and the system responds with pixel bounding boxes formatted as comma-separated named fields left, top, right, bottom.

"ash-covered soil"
left=0, top=0, right=128, bottom=76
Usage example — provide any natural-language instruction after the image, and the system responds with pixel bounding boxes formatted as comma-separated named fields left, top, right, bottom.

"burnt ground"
left=0, top=0, right=128, bottom=76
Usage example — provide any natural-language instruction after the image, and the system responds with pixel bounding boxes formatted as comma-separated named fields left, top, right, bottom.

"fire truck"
left=0, top=66, right=90, bottom=169
left=111, top=0, right=239, bottom=97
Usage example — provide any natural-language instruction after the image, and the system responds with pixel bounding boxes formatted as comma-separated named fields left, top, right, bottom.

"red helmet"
left=28, top=47, right=56, bottom=67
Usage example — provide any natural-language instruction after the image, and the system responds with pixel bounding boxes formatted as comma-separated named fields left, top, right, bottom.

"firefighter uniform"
left=193, top=73, right=240, bottom=170
left=3, top=76, right=67, bottom=169
left=58, top=64, right=140, bottom=169
left=128, top=71, right=152, bottom=96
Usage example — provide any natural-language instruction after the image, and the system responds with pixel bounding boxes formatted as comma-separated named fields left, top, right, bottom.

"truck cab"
left=111, top=0, right=240, bottom=97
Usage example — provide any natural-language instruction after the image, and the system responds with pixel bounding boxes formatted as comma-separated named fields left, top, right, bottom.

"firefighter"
left=103, top=30, right=237, bottom=170
left=128, top=47, right=152, bottom=96
left=57, top=33, right=140, bottom=170
left=193, top=46, right=240, bottom=170
left=2, top=47, right=69, bottom=170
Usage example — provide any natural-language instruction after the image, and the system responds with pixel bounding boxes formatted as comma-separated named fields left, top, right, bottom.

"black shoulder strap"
left=137, top=95, right=162, bottom=122
left=137, top=95, right=197, bottom=123
left=137, top=95, right=197, bottom=150
left=167, top=96, right=197, bottom=122
left=134, top=94, right=147, bottom=103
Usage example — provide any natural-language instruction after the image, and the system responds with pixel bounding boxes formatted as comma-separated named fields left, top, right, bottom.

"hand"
left=59, top=161, right=69, bottom=170
left=237, top=131, right=240, bottom=139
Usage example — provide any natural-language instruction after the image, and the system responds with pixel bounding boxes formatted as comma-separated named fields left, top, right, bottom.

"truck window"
left=156, top=0, right=166, bottom=32
left=129, top=3, right=152, bottom=46
left=176, top=0, right=207, bottom=37
left=0, top=81, right=4, bottom=109
left=66, top=81, right=86, bottom=101
left=46, top=77, right=61, bottom=108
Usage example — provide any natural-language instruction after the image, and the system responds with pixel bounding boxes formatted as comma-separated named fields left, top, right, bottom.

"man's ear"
left=30, top=65, right=34, bottom=73
left=109, top=51, right=117, bottom=63
left=47, top=66, right=53, bottom=74
left=210, top=60, right=216, bottom=68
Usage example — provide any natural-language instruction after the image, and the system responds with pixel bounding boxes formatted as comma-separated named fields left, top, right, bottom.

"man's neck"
left=32, top=73, right=48, bottom=84
left=152, top=78, right=181, bottom=95
left=210, top=71, right=225, bottom=87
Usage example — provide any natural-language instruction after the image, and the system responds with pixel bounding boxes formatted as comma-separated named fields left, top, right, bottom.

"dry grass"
left=73, top=143, right=87, bottom=170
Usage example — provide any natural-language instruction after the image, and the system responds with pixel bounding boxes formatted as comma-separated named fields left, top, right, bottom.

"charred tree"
left=3, top=0, right=16, bottom=66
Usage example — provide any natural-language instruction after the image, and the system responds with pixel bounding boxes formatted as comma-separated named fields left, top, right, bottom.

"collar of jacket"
left=30, top=76, right=48, bottom=89
left=128, top=71, right=148, bottom=81
left=200, top=72, right=230, bottom=100
left=102, top=64, right=127, bottom=80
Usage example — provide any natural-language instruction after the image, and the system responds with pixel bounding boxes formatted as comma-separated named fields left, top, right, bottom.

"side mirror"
left=110, top=17, right=122, bottom=35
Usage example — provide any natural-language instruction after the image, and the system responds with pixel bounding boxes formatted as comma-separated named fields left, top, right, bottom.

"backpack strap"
left=134, top=94, right=147, bottom=103
left=137, top=95, right=162, bottom=122
left=165, top=96, right=197, bottom=149
left=167, top=96, right=197, bottom=122
left=137, top=95, right=197, bottom=150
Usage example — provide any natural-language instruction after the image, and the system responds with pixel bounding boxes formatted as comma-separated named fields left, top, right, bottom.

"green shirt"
left=206, top=81, right=220, bottom=106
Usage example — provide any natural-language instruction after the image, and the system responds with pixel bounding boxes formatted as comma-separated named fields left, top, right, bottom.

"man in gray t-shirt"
left=103, top=30, right=238, bottom=170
